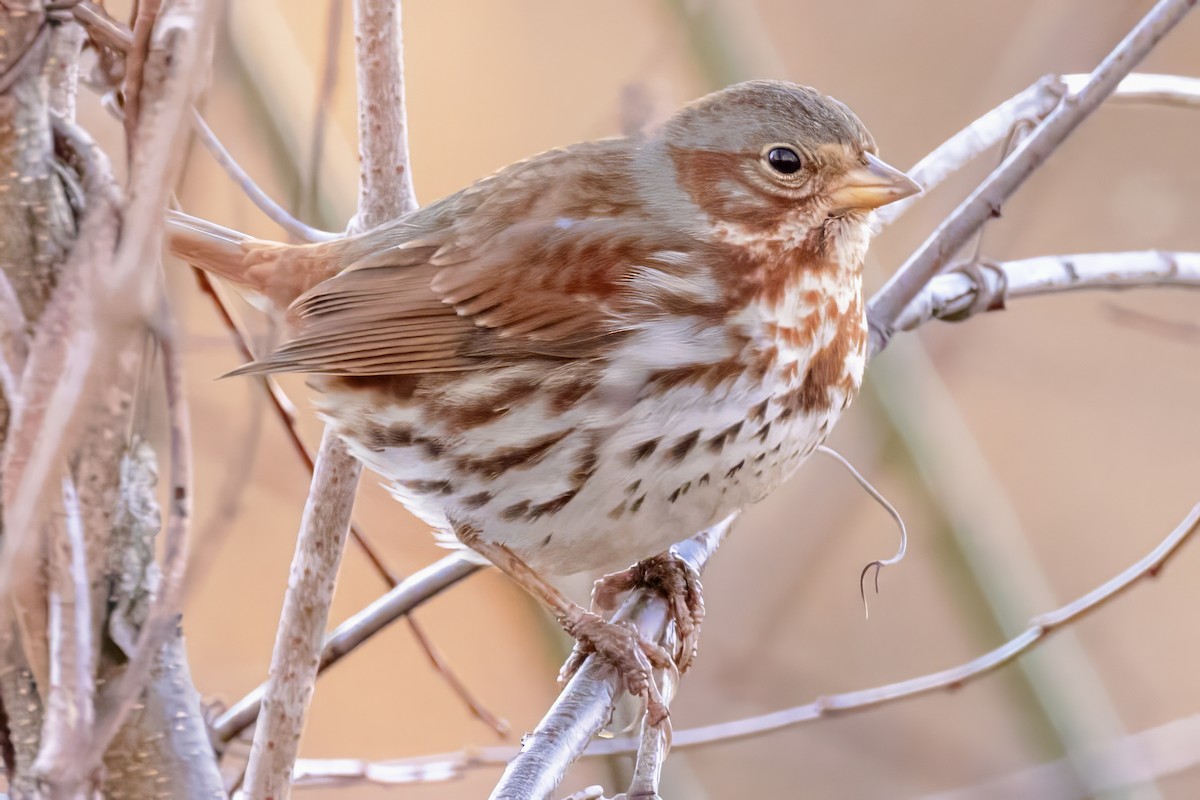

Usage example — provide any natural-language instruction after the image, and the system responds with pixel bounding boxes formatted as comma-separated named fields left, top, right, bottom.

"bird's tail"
left=166, top=212, right=340, bottom=311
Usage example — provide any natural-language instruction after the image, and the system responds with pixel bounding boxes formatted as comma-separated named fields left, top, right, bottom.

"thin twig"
left=893, top=251, right=1200, bottom=333
left=191, top=111, right=338, bottom=242
left=289, top=503, right=1200, bottom=789
left=122, top=0, right=163, bottom=142
left=867, top=0, right=1196, bottom=355
left=875, top=72, right=1200, bottom=231
left=70, top=2, right=339, bottom=242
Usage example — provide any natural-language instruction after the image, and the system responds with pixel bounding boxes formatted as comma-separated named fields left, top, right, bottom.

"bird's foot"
left=591, top=552, right=705, bottom=673
left=559, top=610, right=675, bottom=727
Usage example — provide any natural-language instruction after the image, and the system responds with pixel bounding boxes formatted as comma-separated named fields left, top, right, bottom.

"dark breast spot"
left=455, top=429, right=573, bottom=478
left=502, top=500, right=531, bottom=521
left=707, top=421, right=743, bottom=453
left=528, top=490, right=580, bottom=520
left=667, top=430, right=701, bottom=464
left=400, top=479, right=454, bottom=495
left=629, top=437, right=661, bottom=464
left=460, top=491, right=493, bottom=509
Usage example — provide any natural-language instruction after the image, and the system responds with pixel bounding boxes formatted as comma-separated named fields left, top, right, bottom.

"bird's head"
left=655, top=80, right=919, bottom=257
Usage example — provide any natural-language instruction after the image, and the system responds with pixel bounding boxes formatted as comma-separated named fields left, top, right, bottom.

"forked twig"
left=868, top=0, right=1197, bottom=355
left=894, top=251, right=1200, bottom=333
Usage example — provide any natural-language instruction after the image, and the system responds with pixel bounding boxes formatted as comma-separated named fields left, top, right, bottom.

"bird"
left=169, top=79, right=920, bottom=725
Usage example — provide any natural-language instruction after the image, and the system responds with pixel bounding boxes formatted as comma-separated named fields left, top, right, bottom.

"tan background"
left=81, top=0, right=1200, bottom=796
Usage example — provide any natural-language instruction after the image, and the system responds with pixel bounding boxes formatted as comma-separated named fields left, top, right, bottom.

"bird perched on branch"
left=169, top=80, right=919, bottom=725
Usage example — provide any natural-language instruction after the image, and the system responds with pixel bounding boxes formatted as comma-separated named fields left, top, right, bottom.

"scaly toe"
left=560, top=612, right=673, bottom=725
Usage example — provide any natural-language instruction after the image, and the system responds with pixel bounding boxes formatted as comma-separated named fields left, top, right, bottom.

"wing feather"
left=235, top=141, right=710, bottom=377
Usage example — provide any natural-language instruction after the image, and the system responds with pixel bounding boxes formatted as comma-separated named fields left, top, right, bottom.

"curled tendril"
left=815, top=446, right=908, bottom=620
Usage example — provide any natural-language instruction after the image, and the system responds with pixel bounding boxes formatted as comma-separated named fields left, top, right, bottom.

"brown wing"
left=230, top=146, right=698, bottom=377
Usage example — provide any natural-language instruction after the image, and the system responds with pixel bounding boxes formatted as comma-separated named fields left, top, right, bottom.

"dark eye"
left=766, top=147, right=802, bottom=174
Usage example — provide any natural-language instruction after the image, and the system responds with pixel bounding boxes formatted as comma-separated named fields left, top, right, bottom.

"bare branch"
left=241, top=430, right=361, bottom=797
left=874, top=75, right=1065, bottom=230
left=490, top=518, right=733, bottom=800
left=242, top=0, right=419, bottom=794
left=30, top=476, right=96, bottom=794
left=876, top=72, right=1200, bottom=231
left=893, top=251, right=1200, bottom=334
left=290, top=504, right=1200, bottom=789
left=84, top=326, right=194, bottom=767
left=45, top=19, right=85, bottom=119
left=1063, top=71, right=1200, bottom=109
left=348, top=0, right=417, bottom=229
left=867, top=0, right=1196, bottom=355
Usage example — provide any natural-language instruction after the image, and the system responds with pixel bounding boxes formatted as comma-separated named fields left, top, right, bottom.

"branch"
left=876, top=72, right=1200, bottom=231
left=242, top=0, right=419, bottom=794
left=490, top=518, right=733, bottom=800
left=867, top=0, right=1196, bottom=355
left=893, top=251, right=1200, bottom=334
left=348, top=0, right=417, bottom=230
left=83, top=329, right=194, bottom=768
left=289, top=503, right=1200, bottom=789
left=29, top=476, right=95, bottom=793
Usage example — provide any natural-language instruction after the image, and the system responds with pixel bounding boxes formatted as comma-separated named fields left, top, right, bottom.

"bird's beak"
left=827, top=153, right=922, bottom=213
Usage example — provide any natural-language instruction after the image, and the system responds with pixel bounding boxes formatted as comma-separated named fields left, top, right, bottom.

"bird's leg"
left=453, top=523, right=675, bottom=725
left=588, top=551, right=705, bottom=673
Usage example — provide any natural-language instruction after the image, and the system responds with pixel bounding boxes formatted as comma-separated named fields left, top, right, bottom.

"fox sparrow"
left=170, top=80, right=919, bottom=723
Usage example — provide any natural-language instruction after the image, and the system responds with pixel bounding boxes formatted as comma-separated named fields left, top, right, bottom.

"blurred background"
left=82, top=1, right=1200, bottom=796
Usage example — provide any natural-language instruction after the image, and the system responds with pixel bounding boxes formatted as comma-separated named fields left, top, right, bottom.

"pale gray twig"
left=868, top=0, right=1197, bottom=355
left=1062, top=71, right=1200, bottom=109
left=191, top=111, right=339, bottom=242
left=894, top=251, right=1200, bottom=333
left=876, top=72, right=1200, bottom=231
